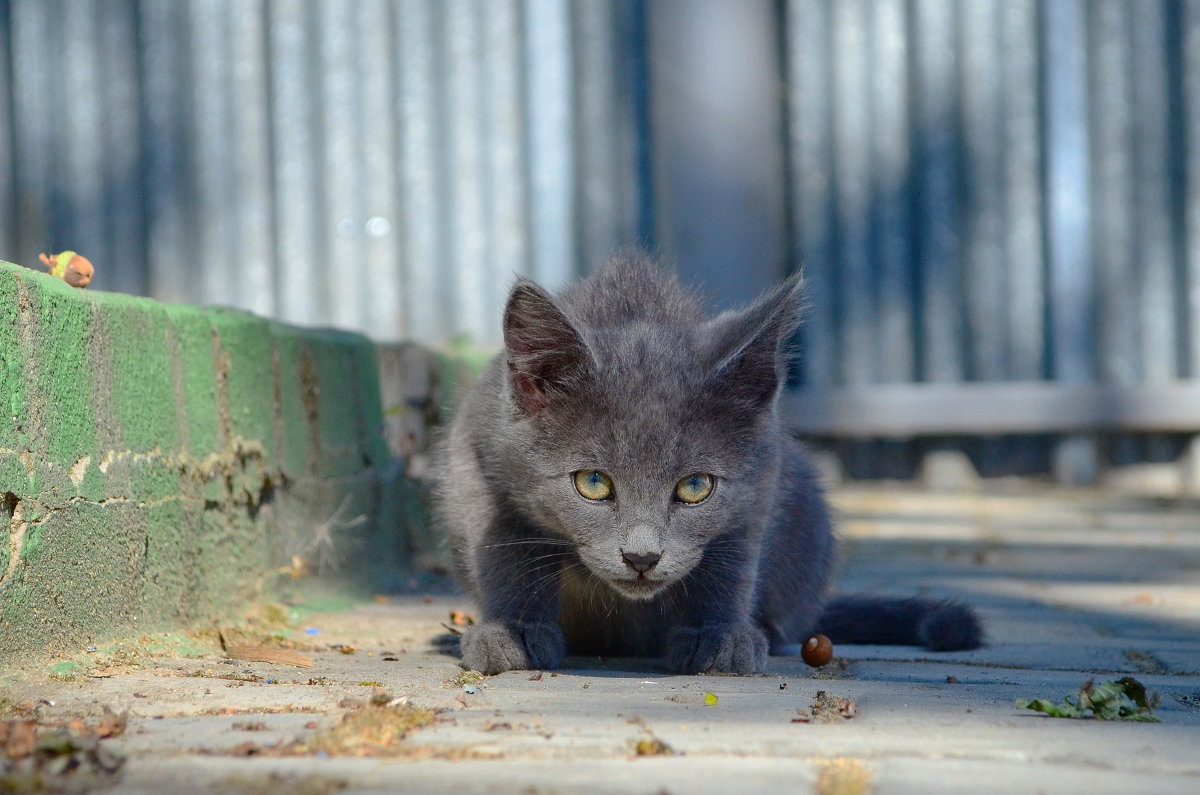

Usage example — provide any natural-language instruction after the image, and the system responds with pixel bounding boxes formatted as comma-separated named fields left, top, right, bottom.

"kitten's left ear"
left=503, top=279, right=595, bottom=415
left=702, top=272, right=805, bottom=413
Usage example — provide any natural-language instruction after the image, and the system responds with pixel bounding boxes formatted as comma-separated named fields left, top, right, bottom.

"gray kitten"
left=435, top=252, right=981, bottom=675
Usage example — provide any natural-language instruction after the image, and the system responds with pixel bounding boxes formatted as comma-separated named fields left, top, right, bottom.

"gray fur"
left=434, top=252, right=982, bottom=675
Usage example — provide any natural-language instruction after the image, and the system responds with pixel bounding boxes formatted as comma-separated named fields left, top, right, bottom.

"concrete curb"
left=1, top=261, right=399, bottom=665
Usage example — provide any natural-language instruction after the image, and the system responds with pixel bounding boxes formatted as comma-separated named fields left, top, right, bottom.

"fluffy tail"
left=815, top=596, right=983, bottom=651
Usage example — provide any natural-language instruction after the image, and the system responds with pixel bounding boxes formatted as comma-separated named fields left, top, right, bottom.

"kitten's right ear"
left=502, top=280, right=594, bottom=414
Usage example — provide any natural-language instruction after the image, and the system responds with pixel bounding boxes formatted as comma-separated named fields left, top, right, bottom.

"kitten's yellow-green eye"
left=573, top=470, right=614, bottom=501
left=675, top=473, right=715, bottom=504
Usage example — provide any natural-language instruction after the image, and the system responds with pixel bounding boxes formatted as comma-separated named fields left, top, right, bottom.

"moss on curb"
left=0, top=261, right=401, bottom=666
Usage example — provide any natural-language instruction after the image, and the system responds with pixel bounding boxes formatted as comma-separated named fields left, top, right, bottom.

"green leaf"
left=1015, top=698, right=1082, bottom=718
left=1016, top=677, right=1162, bottom=722
left=1120, top=713, right=1162, bottom=723
left=1115, top=677, right=1156, bottom=710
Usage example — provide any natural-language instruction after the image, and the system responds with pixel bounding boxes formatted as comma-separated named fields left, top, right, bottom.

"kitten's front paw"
left=666, top=622, right=768, bottom=675
left=459, top=621, right=565, bottom=675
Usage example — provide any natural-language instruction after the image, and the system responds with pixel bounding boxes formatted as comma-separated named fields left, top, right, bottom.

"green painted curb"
left=0, top=261, right=402, bottom=665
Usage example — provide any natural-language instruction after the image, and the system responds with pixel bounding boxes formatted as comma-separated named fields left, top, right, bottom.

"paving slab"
left=2, top=487, right=1199, bottom=794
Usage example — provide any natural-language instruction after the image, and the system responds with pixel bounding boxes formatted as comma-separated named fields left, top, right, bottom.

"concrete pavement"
left=3, top=487, right=1198, bottom=793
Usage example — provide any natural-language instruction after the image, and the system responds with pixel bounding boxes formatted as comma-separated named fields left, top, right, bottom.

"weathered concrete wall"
left=0, top=261, right=401, bottom=665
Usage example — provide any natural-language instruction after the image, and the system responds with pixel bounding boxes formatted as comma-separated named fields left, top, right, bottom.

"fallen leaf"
left=450, top=610, right=476, bottom=627
left=482, top=722, right=513, bottom=732
left=0, top=720, right=38, bottom=758
left=703, top=692, right=719, bottom=706
left=1016, top=677, right=1161, bottom=722
left=226, top=646, right=314, bottom=668
left=96, top=713, right=128, bottom=738
left=633, top=737, right=675, bottom=757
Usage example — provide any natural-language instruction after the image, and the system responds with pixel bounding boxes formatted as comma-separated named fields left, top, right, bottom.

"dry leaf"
left=633, top=737, right=675, bottom=756
left=0, top=720, right=38, bottom=758
left=450, top=610, right=476, bottom=627
left=226, top=645, right=314, bottom=668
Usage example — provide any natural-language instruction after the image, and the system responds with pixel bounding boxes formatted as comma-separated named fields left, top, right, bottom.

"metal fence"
left=784, top=0, right=1199, bottom=391
left=775, top=0, right=1200, bottom=485
left=0, top=0, right=647, bottom=343
left=2, top=0, right=1199, bottom=483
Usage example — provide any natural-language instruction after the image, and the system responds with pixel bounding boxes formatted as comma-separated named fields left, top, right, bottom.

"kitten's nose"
left=621, top=549, right=661, bottom=573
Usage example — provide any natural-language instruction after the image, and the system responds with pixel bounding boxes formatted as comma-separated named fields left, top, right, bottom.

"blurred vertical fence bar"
left=189, top=0, right=235, bottom=310
left=443, top=0, right=486, bottom=341
left=230, top=0, right=274, bottom=319
left=787, top=0, right=836, bottom=390
left=481, top=0, right=528, bottom=339
left=647, top=0, right=787, bottom=309
left=61, top=0, right=104, bottom=291
left=830, top=0, right=873, bottom=386
left=1189, top=4, right=1200, bottom=381
left=871, top=0, right=914, bottom=387
left=1002, top=0, right=1044, bottom=385
left=100, top=0, right=145, bottom=297
left=395, top=0, right=442, bottom=340
left=1043, top=0, right=1098, bottom=484
left=909, top=0, right=965, bottom=385
left=139, top=0, right=195, bottom=305
left=1, top=0, right=1199, bottom=484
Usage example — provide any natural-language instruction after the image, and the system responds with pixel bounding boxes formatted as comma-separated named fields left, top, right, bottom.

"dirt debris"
left=815, top=757, right=872, bottom=795
left=632, top=737, right=675, bottom=757
left=793, top=691, right=856, bottom=724
left=1, top=718, right=125, bottom=793
left=446, top=670, right=485, bottom=688
left=627, top=715, right=676, bottom=758
left=221, top=772, right=348, bottom=795
left=230, top=721, right=269, bottom=732
left=292, top=701, right=435, bottom=757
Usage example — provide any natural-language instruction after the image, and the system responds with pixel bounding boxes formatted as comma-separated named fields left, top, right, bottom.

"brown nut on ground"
left=802, top=633, right=834, bottom=667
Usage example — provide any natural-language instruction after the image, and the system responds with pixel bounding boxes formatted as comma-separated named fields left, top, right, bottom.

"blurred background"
left=1, top=0, right=1198, bottom=487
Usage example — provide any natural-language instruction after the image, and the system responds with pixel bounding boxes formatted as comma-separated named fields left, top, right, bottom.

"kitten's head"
left=499, top=266, right=803, bottom=600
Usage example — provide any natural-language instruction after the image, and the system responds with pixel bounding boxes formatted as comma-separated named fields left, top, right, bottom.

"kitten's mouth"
left=612, top=573, right=667, bottom=599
